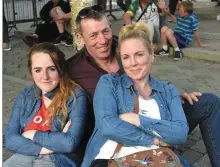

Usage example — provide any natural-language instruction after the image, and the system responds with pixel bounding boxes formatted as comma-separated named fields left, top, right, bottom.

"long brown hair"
left=28, top=42, right=81, bottom=127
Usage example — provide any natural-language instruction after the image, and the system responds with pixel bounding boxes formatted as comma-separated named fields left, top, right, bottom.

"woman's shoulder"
left=99, top=73, right=122, bottom=85
left=73, top=86, right=88, bottom=98
left=153, top=77, right=179, bottom=97
left=18, top=85, right=35, bottom=97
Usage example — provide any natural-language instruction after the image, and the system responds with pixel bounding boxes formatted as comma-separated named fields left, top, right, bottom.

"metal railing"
left=4, top=0, right=122, bottom=31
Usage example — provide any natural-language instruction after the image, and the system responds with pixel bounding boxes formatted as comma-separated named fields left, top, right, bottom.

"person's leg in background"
left=146, top=20, right=155, bottom=41
left=183, top=93, right=220, bottom=167
left=50, top=7, right=67, bottom=45
left=169, top=0, right=179, bottom=15
left=159, top=0, right=169, bottom=28
left=3, top=14, right=11, bottom=51
left=116, top=0, right=131, bottom=12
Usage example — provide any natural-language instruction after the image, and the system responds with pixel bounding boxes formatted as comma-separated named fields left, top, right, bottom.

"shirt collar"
left=121, top=73, right=163, bottom=93
left=34, top=85, right=59, bottom=100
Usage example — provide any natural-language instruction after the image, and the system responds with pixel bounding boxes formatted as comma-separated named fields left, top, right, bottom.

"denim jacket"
left=82, top=73, right=189, bottom=167
left=4, top=85, right=88, bottom=167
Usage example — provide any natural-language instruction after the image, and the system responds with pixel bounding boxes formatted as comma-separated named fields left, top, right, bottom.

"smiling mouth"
left=98, top=45, right=109, bottom=52
left=42, top=82, right=51, bottom=84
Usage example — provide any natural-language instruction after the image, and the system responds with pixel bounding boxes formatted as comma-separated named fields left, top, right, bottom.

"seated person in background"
left=4, top=43, right=88, bottom=167
left=156, top=1, right=207, bottom=61
left=81, top=22, right=191, bottom=167
left=123, top=0, right=168, bottom=43
left=23, top=0, right=73, bottom=47
left=68, top=5, right=220, bottom=167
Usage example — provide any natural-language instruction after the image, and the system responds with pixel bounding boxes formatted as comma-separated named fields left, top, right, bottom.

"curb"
left=182, top=48, right=220, bottom=63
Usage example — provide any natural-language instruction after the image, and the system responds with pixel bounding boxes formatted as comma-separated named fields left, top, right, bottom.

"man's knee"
left=165, top=28, right=174, bottom=37
left=198, top=93, right=219, bottom=105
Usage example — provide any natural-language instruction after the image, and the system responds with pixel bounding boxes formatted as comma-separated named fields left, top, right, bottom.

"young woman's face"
left=31, top=52, right=60, bottom=95
left=120, top=38, right=154, bottom=82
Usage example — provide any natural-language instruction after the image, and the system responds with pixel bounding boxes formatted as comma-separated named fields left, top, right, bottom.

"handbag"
left=108, top=87, right=182, bottom=167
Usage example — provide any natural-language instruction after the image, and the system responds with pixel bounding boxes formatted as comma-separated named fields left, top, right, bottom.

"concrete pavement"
left=3, top=0, right=220, bottom=166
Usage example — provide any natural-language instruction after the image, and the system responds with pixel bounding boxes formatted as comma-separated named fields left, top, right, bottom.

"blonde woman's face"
left=120, top=39, right=154, bottom=82
left=31, top=52, right=60, bottom=95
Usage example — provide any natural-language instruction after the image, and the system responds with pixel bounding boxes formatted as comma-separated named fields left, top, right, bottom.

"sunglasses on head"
left=77, top=5, right=104, bottom=19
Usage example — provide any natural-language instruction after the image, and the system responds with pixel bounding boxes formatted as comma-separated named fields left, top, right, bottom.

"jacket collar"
left=34, top=85, right=59, bottom=100
left=121, top=73, right=163, bottom=93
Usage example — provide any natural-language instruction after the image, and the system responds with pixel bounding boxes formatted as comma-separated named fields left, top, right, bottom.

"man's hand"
left=180, top=92, right=202, bottom=105
left=119, top=113, right=140, bottom=126
left=162, top=7, right=170, bottom=15
left=22, top=130, right=37, bottom=140
left=157, top=0, right=168, bottom=9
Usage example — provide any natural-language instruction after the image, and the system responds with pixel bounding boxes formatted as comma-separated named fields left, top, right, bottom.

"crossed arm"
left=5, top=92, right=88, bottom=155
left=94, top=76, right=201, bottom=147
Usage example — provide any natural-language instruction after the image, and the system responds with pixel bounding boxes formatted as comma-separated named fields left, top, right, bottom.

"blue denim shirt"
left=4, top=85, right=88, bottom=167
left=82, top=73, right=189, bottom=167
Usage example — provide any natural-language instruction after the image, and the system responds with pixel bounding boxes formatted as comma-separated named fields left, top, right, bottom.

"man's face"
left=80, top=17, right=113, bottom=60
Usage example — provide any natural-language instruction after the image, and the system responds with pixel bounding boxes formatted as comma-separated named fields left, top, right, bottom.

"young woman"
left=82, top=22, right=191, bottom=167
left=4, top=43, right=88, bottom=167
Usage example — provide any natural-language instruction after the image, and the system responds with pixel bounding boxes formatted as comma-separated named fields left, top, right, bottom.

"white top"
left=95, top=97, right=161, bottom=159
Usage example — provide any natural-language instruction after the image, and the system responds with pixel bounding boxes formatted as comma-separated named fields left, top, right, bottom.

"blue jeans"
left=182, top=93, right=220, bottom=167
left=3, top=154, right=56, bottom=167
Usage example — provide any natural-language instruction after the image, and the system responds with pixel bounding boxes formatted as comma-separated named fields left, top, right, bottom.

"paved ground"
left=3, top=0, right=220, bottom=166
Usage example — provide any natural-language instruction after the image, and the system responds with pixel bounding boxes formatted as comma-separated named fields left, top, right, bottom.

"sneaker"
left=155, top=48, right=169, bottom=56
left=3, top=43, right=11, bottom=51
left=64, top=35, right=73, bottom=47
left=52, top=34, right=66, bottom=46
left=173, top=51, right=183, bottom=61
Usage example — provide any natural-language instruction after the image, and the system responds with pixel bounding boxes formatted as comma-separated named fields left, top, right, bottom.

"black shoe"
left=64, top=35, right=73, bottom=47
left=155, top=48, right=169, bottom=56
left=173, top=51, right=183, bottom=61
left=52, top=34, right=66, bottom=46
left=23, top=35, right=39, bottom=47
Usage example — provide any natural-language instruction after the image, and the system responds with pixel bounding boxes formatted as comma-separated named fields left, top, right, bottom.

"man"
left=67, top=5, right=220, bottom=167
left=123, top=0, right=169, bottom=42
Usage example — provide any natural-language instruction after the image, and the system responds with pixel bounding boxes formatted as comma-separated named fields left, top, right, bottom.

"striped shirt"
left=174, top=13, right=198, bottom=43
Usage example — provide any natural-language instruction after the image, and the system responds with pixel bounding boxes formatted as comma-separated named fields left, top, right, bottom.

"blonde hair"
left=180, top=1, right=194, bottom=14
left=118, top=22, right=153, bottom=55
left=28, top=42, right=82, bottom=127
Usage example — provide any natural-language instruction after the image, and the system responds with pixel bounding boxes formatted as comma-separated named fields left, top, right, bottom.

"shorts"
left=174, top=32, right=189, bottom=48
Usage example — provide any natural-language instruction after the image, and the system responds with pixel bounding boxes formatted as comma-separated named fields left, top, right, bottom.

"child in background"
left=156, top=1, right=207, bottom=61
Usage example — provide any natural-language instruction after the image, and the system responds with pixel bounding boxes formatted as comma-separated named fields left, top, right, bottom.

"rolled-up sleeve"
left=138, top=84, right=189, bottom=145
left=5, top=92, right=42, bottom=156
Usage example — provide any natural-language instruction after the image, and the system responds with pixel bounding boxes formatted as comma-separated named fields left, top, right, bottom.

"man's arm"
left=123, top=13, right=133, bottom=25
